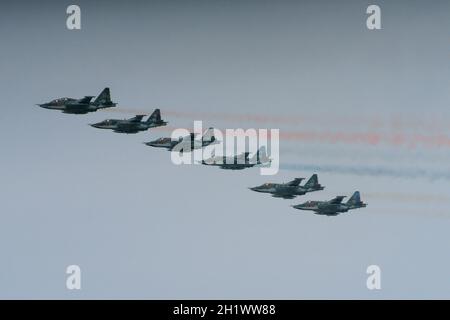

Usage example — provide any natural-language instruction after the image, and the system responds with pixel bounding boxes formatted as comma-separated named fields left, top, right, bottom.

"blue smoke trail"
left=280, top=163, right=450, bottom=181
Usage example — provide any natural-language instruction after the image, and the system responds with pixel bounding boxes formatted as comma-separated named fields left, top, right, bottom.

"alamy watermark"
left=169, top=121, right=279, bottom=175
left=366, top=265, right=381, bottom=290
left=66, top=265, right=81, bottom=290
left=366, top=5, right=381, bottom=30
left=66, top=5, right=81, bottom=30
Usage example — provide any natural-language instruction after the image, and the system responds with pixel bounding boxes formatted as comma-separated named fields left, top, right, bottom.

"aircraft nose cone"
left=90, top=123, right=100, bottom=128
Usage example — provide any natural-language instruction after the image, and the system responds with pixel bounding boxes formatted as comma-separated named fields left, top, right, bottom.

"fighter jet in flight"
left=201, top=146, right=271, bottom=170
left=37, top=88, right=116, bottom=114
left=292, top=191, right=367, bottom=216
left=145, top=127, right=217, bottom=152
left=90, top=109, right=167, bottom=133
left=249, top=174, right=324, bottom=199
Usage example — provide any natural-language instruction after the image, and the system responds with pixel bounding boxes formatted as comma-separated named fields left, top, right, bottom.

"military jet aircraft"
left=249, top=174, right=324, bottom=199
left=37, top=88, right=116, bottom=114
left=90, top=109, right=167, bottom=133
left=145, top=127, right=217, bottom=152
left=200, top=146, right=271, bottom=170
left=292, top=191, right=367, bottom=216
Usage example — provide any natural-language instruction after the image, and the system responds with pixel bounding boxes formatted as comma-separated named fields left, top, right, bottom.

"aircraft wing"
left=128, top=115, right=146, bottom=122
left=329, top=196, right=346, bottom=204
left=236, top=152, right=251, bottom=160
left=202, top=155, right=221, bottom=163
left=286, top=178, right=304, bottom=187
left=115, top=121, right=139, bottom=130
left=272, top=193, right=296, bottom=199
left=64, top=103, right=89, bottom=110
left=77, top=96, right=95, bottom=104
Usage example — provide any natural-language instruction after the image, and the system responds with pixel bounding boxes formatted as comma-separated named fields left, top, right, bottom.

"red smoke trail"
left=146, top=126, right=450, bottom=149
left=162, top=110, right=450, bottom=133
left=105, top=107, right=450, bottom=132
left=276, top=131, right=450, bottom=148
left=103, top=108, right=450, bottom=149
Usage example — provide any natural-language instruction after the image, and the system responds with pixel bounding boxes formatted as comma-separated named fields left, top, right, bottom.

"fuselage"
left=250, top=184, right=306, bottom=195
left=38, top=96, right=116, bottom=114
left=293, top=201, right=351, bottom=216
left=250, top=184, right=323, bottom=197
left=202, top=155, right=263, bottom=170
left=91, top=120, right=167, bottom=133
left=146, top=135, right=216, bottom=151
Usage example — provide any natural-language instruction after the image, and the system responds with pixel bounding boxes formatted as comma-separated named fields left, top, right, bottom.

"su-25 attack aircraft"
left=201, top=146, right=271, bottom=170
left=145, top=127, right=217, bottom=152
left=249, top=174, right=324, bottom=199
left=292, top=191, right=367, bottom=216
left=37, top=88, right=116, bottom=114
left=90, top=109, right=167, bottom=133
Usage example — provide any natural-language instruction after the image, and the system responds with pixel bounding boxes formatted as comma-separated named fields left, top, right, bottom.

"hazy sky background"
left=1, top=0, right=450, bottom=298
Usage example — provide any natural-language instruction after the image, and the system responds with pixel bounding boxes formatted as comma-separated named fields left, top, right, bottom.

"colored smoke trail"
left=103, top=108, right=450, bottom=149
left=364, top=192, right=450, bottom=203
left=277, top=131, right=450, bottom=148
left=104, top=107, right=450, bottom=132
left=280, top=163, right=450, bottom=181
left=139, top=125, right=450, bottom=150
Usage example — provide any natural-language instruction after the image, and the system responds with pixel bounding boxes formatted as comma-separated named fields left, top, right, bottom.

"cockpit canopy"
left=49, top=97, right=74, bottom=105
left=99, top=119, right=118, bottom=125
left=303, top=201, right=316, bottom=207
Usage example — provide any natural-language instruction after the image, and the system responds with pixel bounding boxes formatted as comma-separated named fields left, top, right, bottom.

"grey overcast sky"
left=1, top=0, right=450, bottom=298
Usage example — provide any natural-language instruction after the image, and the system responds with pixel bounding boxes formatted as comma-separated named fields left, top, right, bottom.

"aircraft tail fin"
left=203, top=127, right=216, bottom=142
left=346, top=191, right=367, bottom=208
left=147, top=108, right=162, bottom=123
left=93, top=88, right=114, bottom=106
left=303, top=174, right=323, bottom=191
left=251, top=146, right=270, bottom=164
